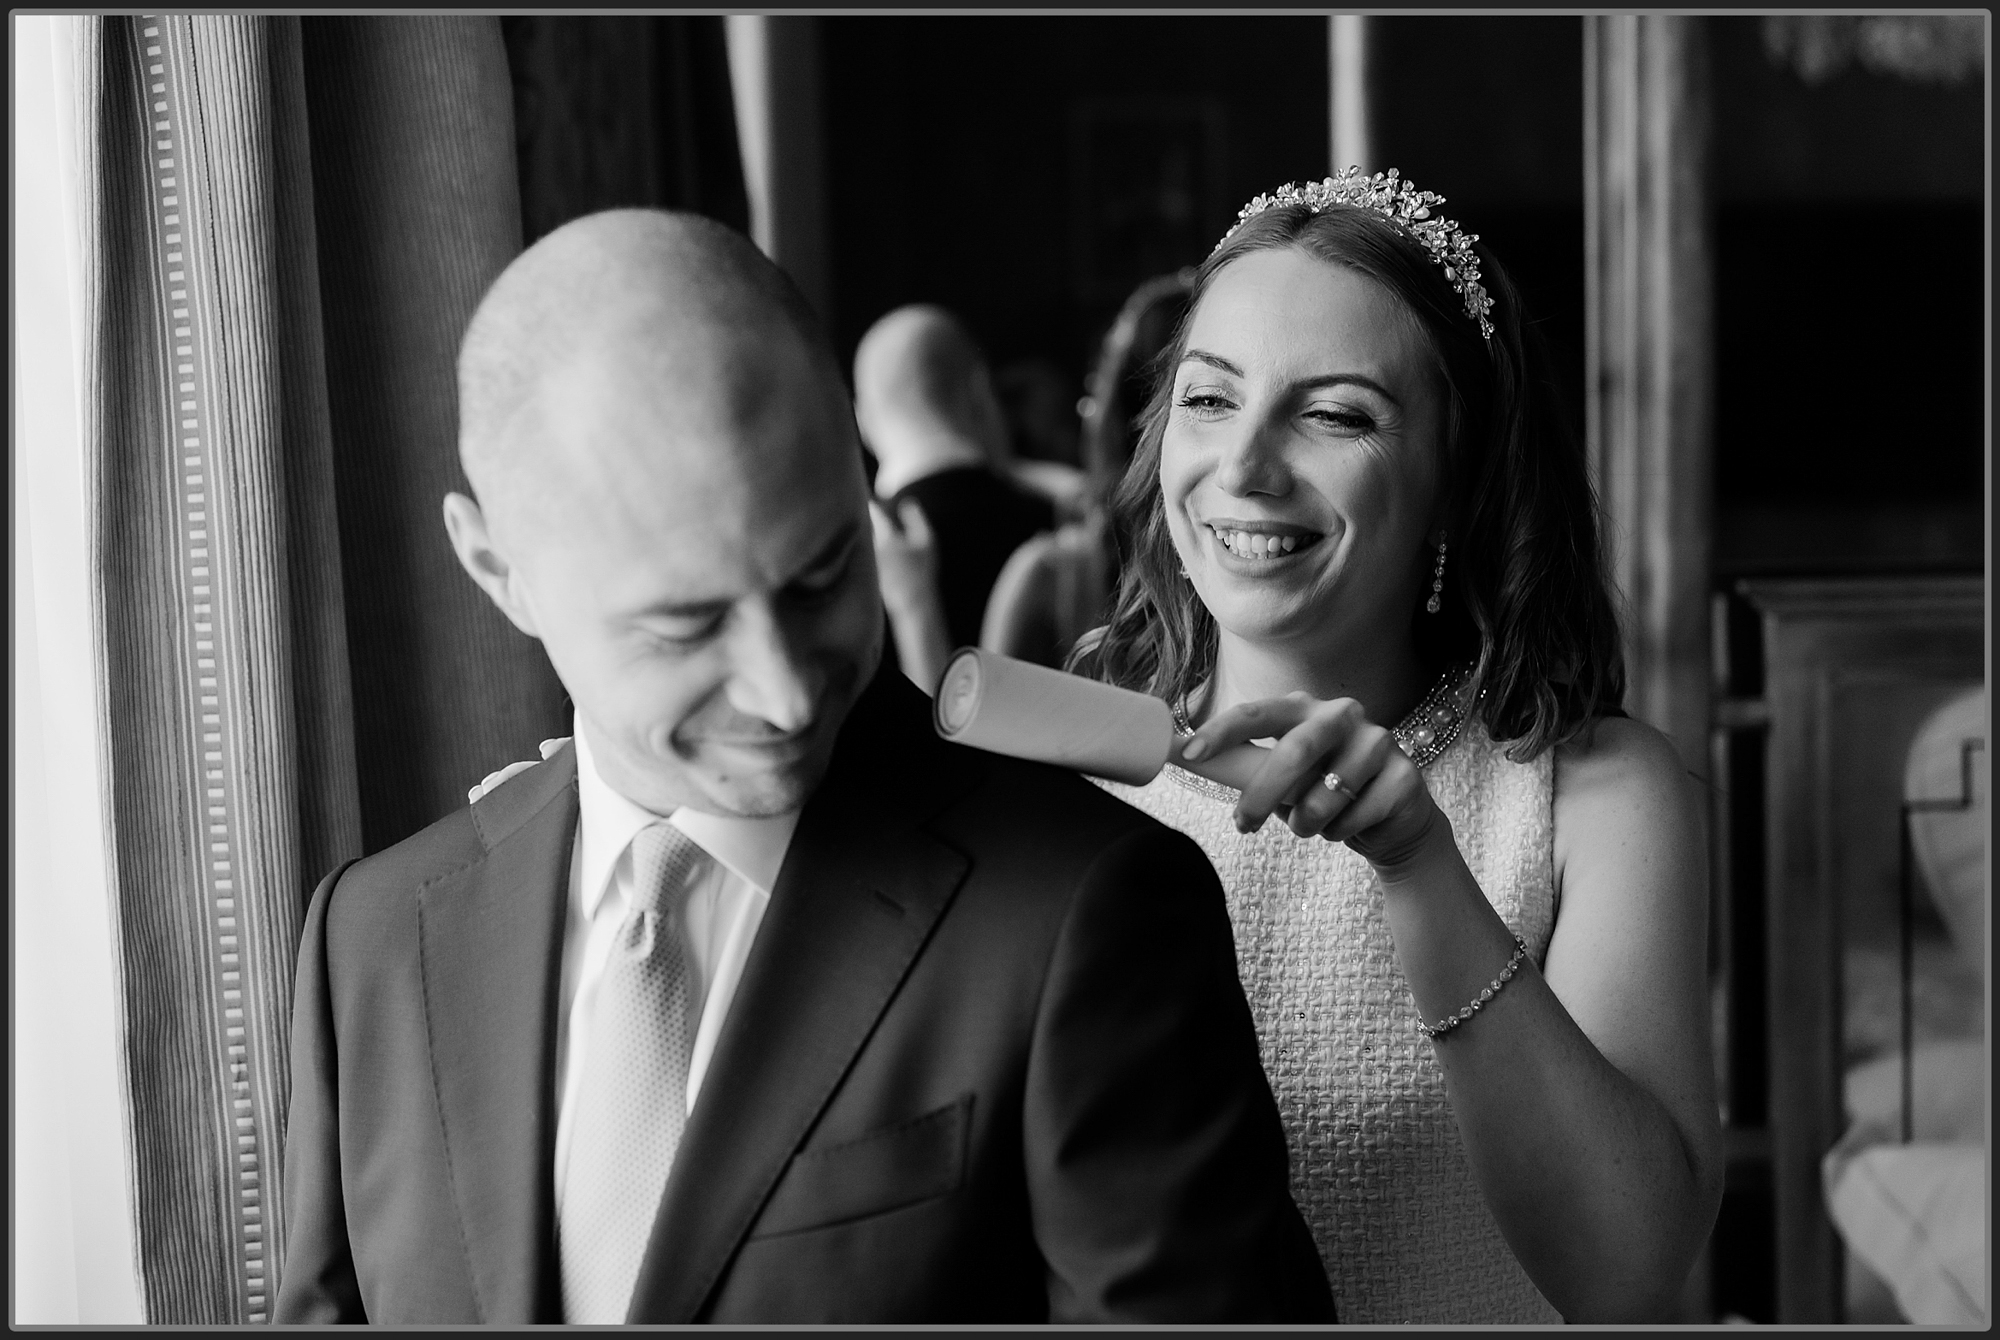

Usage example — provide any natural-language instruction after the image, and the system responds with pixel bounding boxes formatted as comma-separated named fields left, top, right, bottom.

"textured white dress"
left=1098, top=717, right=1564, bottom=1324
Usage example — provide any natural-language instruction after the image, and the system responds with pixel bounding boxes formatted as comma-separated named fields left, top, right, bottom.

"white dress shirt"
left=553, top=727, right=799, bottom=1204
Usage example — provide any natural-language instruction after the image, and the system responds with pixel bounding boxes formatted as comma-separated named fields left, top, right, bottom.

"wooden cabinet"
left=1725, top=576, right=1984, bottom=1321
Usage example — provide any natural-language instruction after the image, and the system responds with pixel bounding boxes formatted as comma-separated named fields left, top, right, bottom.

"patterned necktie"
left=560, top=822, right=706, bottom=1323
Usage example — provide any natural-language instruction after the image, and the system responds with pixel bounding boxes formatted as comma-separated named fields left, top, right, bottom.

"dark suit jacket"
left=889, top=464, right=1054, bottom=649
left=275, top=664, right=1333, bottom=1324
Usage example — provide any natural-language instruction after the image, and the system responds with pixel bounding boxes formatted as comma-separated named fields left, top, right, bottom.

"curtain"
left=60, top=15, right=750, bottom=1320
left=503, top=16, right=751, bottom=245
left=70, top=16, right=360, bottom=1321
left=63, top=14, right=564, bottom=1321
left=298, top=19, right=568, bottom=853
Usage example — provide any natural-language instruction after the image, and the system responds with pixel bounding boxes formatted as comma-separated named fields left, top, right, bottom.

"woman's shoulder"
left=1552, top=713, right=1691, bottom=798
left=1550, top=714, right=1703, bottom=870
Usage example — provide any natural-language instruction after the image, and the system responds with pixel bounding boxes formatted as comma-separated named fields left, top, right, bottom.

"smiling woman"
left=1071, top=173, right=1721, bottom=1323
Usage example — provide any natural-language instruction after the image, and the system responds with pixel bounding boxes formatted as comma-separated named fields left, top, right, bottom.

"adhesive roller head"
left=933, top=647, right=1269, bottom=791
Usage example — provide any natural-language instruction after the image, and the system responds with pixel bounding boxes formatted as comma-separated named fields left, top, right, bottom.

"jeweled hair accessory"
left=1212, top=167, right=1495, bottom=340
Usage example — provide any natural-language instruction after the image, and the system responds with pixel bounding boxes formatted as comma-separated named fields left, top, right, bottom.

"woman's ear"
left=442, top=492, right=541, bottom=637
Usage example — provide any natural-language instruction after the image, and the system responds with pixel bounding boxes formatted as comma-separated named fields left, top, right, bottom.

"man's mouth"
left=1206, top=522, right=1327, bottom=562
left=705, top=723, right=816, bottom=751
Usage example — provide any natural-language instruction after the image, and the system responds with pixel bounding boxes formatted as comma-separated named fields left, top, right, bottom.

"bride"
left=1070, top=170, right=1720, bottom=1323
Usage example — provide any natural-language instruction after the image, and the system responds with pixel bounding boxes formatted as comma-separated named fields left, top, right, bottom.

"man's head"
left=445, top=209, right=882, bottom=819
left=852, top=304, right=1009, bottom=495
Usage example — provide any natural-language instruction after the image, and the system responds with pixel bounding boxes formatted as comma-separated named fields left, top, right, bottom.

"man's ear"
left=442, top=492, right=541, bottom=638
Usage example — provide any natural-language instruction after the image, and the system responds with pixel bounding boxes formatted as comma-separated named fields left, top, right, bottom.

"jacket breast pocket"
left=749, top=1094, right=972, bottom=1240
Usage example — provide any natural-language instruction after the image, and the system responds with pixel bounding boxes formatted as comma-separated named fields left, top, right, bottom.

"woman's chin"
left=1203, top=592, right=1335, bottom=649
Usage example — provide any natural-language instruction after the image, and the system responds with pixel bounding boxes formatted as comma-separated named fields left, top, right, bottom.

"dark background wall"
left=1369, top=17, right=1587, bottom=442
left=821, top=16, right=1330, bottom=434
left=1709, top=16, right=1984, bottom=578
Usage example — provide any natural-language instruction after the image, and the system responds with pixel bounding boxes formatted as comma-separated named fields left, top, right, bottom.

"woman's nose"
left=1211, top=413, right=1290, bottom=498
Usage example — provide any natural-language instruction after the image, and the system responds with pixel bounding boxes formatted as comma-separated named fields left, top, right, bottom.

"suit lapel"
left=625, top=669, right=983, bottom=1323
left=416, top=745, right=577, bottom=1323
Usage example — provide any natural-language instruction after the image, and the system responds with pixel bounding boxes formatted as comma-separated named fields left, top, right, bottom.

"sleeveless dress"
left=1097, top=717, right=1564, bottom=1324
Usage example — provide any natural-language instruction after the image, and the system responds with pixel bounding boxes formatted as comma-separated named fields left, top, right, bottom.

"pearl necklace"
left=1165, top=662, right=1479, bottom=799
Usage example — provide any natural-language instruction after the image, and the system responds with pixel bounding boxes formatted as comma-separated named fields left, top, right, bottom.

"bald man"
left=275, top=211, right=1332, bottom=1325
left=855, top=305, right=1055, bottom=653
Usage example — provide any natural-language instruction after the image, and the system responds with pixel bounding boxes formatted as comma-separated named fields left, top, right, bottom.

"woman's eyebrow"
left=1184, top=347, right=1404, bottom=410
left=1297, top=373, right=1401, bottom=407
left=1180, top=349, right=1243, bottom=376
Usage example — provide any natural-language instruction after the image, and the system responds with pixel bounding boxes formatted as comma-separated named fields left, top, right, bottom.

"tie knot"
left=628, top=822, right=705, bottom=921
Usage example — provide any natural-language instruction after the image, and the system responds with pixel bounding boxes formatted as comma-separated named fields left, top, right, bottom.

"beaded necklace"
left=1165, top=661, right=1479, bottom=801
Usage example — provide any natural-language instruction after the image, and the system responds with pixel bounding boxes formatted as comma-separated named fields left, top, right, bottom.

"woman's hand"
left=1180, top=693, right=1442, bottom=867
left=869, top=498, right=953, bottom=693
left=869, top=497, right=940, bottom=620
left=466, top=735, right=571, bottom=803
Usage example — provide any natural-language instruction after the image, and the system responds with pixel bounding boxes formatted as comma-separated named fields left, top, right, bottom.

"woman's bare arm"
left=1374, top=717, right=1720, bottom=1319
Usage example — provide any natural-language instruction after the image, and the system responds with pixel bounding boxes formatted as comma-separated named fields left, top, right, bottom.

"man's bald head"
left=458, top=208, right=850, bottom=539
left=443, top=208, right=882, bottom=820
left=852, top=304, right=1009, bottom=491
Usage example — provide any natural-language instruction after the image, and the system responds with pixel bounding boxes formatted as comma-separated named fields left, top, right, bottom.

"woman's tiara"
left=1212, top=167, right=1494, bottom=340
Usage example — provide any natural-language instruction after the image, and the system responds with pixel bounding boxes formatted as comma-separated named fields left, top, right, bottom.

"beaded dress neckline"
left=1165, top=662, right=1479, bottom=801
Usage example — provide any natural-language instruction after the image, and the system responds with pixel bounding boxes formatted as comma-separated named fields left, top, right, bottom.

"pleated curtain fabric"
left=67, top=15, right=363, bottom=1323
left=298, top=18, right=569, bottom=854
left=63, top=14, right=741, bottom=1321
left=64, top=14, right=561, bottom=1323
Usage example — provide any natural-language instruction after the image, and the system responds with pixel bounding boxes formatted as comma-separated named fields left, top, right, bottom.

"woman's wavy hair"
left=1067, top=202, right=1625, bottom=761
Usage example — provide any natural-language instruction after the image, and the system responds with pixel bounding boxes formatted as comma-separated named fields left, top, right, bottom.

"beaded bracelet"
left=1416, top=934, right=1529, bottom=1039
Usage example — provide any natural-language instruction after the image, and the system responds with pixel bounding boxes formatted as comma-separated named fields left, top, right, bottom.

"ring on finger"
left=1322, top=770, right=1361, bottom=803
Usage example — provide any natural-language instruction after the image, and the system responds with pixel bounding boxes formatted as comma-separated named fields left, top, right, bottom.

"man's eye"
left=792, top=549, right=853, bottom=597
left=644, top=614, right=725, bottom=647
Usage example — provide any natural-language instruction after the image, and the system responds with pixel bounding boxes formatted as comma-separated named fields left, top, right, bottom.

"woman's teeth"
left=1214, top=528, right=1312, bottom=560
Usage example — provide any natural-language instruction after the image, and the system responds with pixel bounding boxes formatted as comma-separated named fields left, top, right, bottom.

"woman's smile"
left=1203, top=517, right=1331, bottom=569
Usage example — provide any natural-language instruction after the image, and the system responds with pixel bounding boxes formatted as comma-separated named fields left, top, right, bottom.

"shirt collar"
left=574, top=725, right=801, bottom=921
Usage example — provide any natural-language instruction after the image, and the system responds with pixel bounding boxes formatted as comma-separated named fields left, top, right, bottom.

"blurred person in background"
left=857, top=305, right=1056, bottom=689
left=1071, top=172, right=1722, bottom=1323
left=980, top=271, right=1194, bottom=669
left=993, top=356, right=1090, bottom=517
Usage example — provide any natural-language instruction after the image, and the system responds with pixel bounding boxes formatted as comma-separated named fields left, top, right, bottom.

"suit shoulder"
left=936, top=749, right=1197, bottom=874
left=326, top=805, right=487, bottom=909
left=319, top=744, right=580, bottom=916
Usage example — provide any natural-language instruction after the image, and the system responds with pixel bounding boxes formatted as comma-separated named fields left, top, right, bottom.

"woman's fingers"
left=1232, top=698, right=1367, bottom=830
left=1283, top=725, right=1395, bottom=839
left=1325, top=748, right=1422, bottom=845
left=1183, top=693, right=1318, bottom=762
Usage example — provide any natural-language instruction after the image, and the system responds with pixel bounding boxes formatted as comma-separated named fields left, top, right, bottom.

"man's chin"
left=685, top=742, right=833, bottom=818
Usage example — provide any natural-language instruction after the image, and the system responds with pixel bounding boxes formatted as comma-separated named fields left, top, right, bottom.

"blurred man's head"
left=445, top=209, right=882, bottom=819
left=852, top=304, right=1009, bottom=497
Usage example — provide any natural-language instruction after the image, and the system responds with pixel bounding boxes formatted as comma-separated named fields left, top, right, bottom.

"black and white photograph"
left=12, top=9, right=1988, bottom=1327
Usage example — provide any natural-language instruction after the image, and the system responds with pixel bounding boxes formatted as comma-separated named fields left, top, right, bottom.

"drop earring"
left=1425, top=538, right=1447, bottom=614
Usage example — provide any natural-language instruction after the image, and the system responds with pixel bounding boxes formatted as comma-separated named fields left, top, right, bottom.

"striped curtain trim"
left=75, top=14, right=362, bottom=1322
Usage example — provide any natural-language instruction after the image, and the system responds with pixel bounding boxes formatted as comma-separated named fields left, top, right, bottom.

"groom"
left=273, top=209, right=1332, bottom=1324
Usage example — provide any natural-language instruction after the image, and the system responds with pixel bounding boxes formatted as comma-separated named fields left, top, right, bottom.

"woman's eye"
left=1175, top=390, right=1235, bottom=417
left=1306, top=405, right=1375, bottom=435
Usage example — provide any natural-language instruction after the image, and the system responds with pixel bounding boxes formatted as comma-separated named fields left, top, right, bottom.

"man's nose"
left=724, top=600, right=821, bottom=733
left=1212, top=412, right=1291, bottom=498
